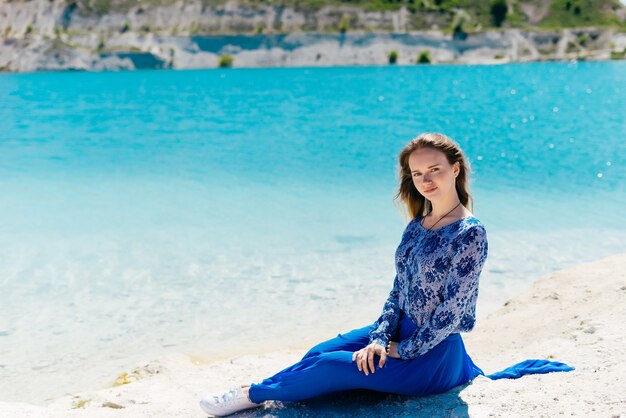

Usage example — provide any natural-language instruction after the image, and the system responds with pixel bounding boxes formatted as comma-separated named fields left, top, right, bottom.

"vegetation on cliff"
left=66, top=0, right=626, bottom=32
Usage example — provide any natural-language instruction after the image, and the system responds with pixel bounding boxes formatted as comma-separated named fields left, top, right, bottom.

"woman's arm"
left=368, top=273, right=403, bottom=347
left=396, top=225, right=488, bottom=360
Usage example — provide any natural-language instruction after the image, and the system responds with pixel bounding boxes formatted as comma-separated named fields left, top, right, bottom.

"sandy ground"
left=1, top=252, right=624, bottom=417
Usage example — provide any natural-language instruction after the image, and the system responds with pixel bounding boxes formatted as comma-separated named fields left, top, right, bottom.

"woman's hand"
left=352, top=343, right=385, bottom=375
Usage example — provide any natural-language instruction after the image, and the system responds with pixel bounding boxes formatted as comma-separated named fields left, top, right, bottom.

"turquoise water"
left=0, top=62, right=625, bottom=405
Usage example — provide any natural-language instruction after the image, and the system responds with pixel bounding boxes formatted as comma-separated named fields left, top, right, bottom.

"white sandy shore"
left=1, top=252, right=624, bottom=417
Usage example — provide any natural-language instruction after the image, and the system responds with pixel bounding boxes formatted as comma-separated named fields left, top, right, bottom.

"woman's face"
left=408, top=147, right=459, bottom=199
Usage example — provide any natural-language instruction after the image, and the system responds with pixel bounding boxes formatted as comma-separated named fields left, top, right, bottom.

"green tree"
left=491, top=0, right=508, bottom=27
left=388, top=50, right=398, bottom=64
left=339, top=13, right=350, bottom=34
left=416, top=50, right=431, bottom=64
left=450, top=9, right=470, bottom=40
left=218, top=54, right=234, bottom=68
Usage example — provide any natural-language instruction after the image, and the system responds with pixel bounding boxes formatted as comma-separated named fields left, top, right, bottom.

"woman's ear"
left=453, top=162, right=460, bottom=178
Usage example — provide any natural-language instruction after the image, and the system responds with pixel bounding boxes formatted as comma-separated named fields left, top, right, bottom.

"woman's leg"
left=248, top=322, right=374, bottom=403
left=248, top=333, right=466, bottom=403
left=301, top=310, right=411, bottom=360
left=300, top=322, right=376, bottom=360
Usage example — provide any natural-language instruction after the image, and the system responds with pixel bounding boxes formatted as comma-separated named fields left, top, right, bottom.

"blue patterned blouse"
left=368, top=215, right=489, bottom=360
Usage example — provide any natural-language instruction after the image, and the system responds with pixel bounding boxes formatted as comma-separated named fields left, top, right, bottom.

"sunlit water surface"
left=0, top=61, right=625, bottom=404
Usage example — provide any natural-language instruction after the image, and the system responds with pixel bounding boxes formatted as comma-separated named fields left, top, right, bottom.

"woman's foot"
left=241, top=385, right=252, bottom=402
left=199, top=385, right=260, bottom=417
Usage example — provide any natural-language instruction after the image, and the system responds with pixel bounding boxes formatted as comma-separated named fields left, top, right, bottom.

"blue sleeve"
left=397, top=225, right=488, bottom=360
left=368, top=273, right=402, bottom=347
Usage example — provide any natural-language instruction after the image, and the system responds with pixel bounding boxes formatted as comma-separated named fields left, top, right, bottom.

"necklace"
left=420, top=202, right=462, bottom=231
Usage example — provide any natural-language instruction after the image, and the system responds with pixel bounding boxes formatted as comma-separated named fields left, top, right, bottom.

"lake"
left=0, top=61, right=624, bottom=404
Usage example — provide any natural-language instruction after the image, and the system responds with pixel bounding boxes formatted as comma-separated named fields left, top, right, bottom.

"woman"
left=199, top=133, right=574, bottom=417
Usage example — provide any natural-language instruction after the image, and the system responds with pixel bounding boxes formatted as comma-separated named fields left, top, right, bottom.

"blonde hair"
left=395, top=132, right=474, bottom=220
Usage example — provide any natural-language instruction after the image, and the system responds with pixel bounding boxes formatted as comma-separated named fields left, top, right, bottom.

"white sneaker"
left=199, top=385, right=261, bottom=417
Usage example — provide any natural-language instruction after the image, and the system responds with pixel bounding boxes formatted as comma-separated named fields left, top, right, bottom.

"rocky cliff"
left=1, top=0, right=625, bottom=72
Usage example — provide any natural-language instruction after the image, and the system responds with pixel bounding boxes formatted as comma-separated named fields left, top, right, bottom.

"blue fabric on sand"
left=248, top=216, right=574, bottom=403
left=484, top=359, right=575, bottom=380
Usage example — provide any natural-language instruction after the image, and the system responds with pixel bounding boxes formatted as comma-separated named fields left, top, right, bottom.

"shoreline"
left=2, top=28, right=626, bottom=72
left=1, top=250, right=624, bottom=417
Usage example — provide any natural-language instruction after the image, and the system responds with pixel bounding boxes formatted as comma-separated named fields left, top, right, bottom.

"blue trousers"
left=248, top=311, right=483, bottom=403
left=249, top=311, right=575, bottom=403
